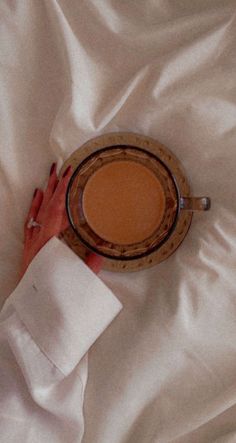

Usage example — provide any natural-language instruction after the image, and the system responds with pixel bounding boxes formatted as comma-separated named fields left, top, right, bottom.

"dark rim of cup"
left=65, top=145, right=181, bottom=261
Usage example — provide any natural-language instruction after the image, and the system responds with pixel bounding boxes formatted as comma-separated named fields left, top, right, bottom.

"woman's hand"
left=21, top=163, right=103, bottom=278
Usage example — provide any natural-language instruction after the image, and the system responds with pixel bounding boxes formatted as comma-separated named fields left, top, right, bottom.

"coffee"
left=82, top=160, right=165, bottom=245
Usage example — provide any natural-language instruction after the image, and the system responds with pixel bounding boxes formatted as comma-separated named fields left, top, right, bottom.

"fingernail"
left=62, top=165, right=72, bottom=178
left=85, top=253, right=104, bottom=274
left=33, top=188, right=38, bottom=198
left=50, top=162, right=56, bottom=176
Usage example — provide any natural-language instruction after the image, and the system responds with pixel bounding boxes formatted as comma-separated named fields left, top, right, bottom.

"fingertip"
left=49, top=162, right=57, bottom=176
left=34, top=188, right=44, bottom=206
left=33, top=188, right=39, bottom=198
left=62, top=165, right=72, bottom=178
left=53, top=178, right=59, bottom=192
left=33, top=187, right=43, bottom=198
left=53, top=166, right=73, bottom=203
left=85, top=253, right=104, bottom=274
left=36, top=188, right=44, bottom=198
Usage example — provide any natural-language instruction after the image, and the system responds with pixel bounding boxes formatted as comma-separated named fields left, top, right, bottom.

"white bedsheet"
left=1, top=1, right=236, bottom=442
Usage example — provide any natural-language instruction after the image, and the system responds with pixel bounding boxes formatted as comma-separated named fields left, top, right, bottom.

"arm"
left=0, top=238, right=122, bottom=442
left=0, top=163, right=122, bottom=442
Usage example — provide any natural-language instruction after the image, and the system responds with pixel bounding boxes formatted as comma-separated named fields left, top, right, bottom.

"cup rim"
left=66, top=145, right=182, bottom=260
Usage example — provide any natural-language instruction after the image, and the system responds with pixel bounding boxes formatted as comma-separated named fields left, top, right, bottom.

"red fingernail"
left=53, top=178, right=59, bottom=192
left=50, top=162, right=56, bottom=176
left=62, top=165, right=72, bottom=178
left=33, top=188, right=38, bottom=198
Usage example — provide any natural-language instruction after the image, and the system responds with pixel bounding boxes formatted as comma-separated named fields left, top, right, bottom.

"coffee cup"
left=66, top=143, right=210, bottom=261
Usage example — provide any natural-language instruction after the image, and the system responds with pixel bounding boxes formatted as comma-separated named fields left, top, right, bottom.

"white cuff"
left=8, top=237, right=122, bottom=375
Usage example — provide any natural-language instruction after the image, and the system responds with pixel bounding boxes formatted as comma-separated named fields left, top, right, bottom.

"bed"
left=1, top=1, right=236, bottom=442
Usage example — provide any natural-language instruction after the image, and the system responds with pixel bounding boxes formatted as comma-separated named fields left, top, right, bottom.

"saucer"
left=59, top=133, right=192, bottom=272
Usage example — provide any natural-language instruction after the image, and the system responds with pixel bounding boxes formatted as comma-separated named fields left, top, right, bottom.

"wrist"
left=31, top=232, right=54, bottom=260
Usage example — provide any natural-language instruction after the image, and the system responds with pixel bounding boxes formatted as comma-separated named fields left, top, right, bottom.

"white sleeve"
left=0, top=237, right=122, bottom=443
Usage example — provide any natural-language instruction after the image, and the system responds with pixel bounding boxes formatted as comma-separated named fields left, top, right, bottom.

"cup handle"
left=180, top=197, right=211, bottom=211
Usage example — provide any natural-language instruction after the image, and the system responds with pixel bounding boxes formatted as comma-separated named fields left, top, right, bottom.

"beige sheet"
left=1, top=1, right=236, bottom=441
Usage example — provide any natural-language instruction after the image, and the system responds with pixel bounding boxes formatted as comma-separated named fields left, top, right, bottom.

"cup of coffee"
left=66, top=143, right=210, bottom=261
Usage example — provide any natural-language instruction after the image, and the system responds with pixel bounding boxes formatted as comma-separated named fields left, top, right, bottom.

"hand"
left=21, top=162, right=103, bottom=278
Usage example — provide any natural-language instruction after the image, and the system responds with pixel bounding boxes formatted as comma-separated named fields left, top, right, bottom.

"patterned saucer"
left=59, top=133, right=192, bottom=272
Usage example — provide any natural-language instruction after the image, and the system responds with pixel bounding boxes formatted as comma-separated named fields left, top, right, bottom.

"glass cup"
left=66, top=145, right=210, bottom=261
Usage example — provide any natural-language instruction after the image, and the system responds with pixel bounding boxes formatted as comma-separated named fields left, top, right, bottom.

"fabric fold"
left=6, top=237, right=122, bottom=376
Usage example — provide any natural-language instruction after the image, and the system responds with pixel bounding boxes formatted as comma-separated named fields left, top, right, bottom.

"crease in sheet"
left=153, top=15, right=234, bottom=97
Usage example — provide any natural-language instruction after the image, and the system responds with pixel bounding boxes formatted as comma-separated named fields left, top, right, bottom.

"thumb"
left=85, top=253, right=104, bottom=274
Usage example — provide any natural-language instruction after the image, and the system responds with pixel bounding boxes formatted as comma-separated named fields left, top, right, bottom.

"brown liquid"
left=82, top=160, right=165, bottom=245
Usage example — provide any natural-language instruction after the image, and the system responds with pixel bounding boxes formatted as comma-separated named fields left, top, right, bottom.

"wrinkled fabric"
left=0, top=237, right=122, bottom=442
left=0, top=1, right=236, bottom=442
